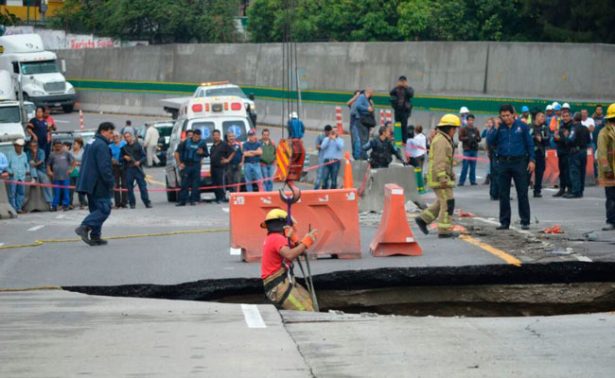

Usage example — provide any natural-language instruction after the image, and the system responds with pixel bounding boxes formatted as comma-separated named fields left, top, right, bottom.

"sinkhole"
left=66, top=262, right=615, bottom=317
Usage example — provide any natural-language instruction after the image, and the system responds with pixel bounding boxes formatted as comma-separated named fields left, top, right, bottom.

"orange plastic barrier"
left=542, top=148, right=596, bottom=187
left=369, top=184, right=422, bottom=257
left=230, top=188, right=361, bottom=262
left=343, top=151, right=353, bottom=189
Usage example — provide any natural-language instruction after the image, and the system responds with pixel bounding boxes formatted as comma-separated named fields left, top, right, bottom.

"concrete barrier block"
left=0, top=181, right=17, bottom=219
left=358, top=163, right=426, bottom=213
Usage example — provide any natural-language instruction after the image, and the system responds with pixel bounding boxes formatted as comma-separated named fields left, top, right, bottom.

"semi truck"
left=0, top=33, right=76, bottom=113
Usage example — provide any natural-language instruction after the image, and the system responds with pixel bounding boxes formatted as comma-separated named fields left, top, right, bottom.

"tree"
left=51, top=0, right=240, bottom=44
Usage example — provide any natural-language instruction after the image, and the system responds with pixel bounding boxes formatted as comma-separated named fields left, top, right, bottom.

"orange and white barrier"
left=335, top=106, right=344, bottom=135
left=369, top=184, right=422, bottom=257
left=79, top=110, right=84, bottom=130
left=230, top=188, right=361, bottom=262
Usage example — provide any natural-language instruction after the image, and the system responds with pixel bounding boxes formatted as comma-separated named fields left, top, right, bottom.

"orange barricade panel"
left=230, top=189, right=361, bottom=262
left=543, top=149, right=560, bottom=187
left=369, top=184, right=422, bottom=257
left=274, top=139, right=291, bottom=182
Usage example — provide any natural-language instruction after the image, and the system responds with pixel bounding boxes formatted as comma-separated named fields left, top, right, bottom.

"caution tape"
left=0, top=228, right=229, bottom=251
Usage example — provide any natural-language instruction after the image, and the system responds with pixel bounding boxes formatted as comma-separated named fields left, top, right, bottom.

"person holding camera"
left=458, top=114, right=481, bottom=186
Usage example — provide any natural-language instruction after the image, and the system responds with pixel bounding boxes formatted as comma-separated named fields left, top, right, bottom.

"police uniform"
left=487, top=118, right=535, bottom=229
left=176, top=135, right=208, bottom=205
left=566, top=121, right=591, bottom=198
left=554, top=119, right=573, bottom=196
left=531, top=121, right=550, bottom=197
left=416, top=114, right=460, bottom=237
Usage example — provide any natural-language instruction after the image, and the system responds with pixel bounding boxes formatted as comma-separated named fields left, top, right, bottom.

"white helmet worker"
left=546, top=104, right=553, bottom=111
left=459, top=106, right=470, bottom=114
left=290, top=111, right=298, bottom=119
left=562, top=103, right=571, bottom=109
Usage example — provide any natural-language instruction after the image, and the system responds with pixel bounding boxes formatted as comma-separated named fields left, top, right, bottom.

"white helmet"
left=290, top=111, right=298, bottom=119
left=459, top=106, right=469, bottom=114
left=552, top=101, right=560, bottom=108
left=562, top=102, right=571, bottom=109
left=546, top=105, right=553, bottom=111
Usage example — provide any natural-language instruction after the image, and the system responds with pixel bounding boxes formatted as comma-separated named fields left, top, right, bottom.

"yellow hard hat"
left=437, top=114, right=462, bottom=127
left=260, top=208, right=294, bottom=228
left=606, top=103, right=615, bottom=120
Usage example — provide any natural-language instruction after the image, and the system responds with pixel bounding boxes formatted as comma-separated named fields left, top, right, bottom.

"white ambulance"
left=165, top=96, right=253, bottom=202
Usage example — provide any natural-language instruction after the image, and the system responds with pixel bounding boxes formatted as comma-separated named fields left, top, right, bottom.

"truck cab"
left=165, top=96, right=252, bottom=202
left=0, top=34, right=76, bottom=113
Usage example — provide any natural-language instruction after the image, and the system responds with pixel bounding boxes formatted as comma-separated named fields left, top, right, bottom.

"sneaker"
left=496, top=225, right=510, bottom=230
left=415, top=217, right=429, bottom=235
left=75, top=225, right=95, bottom=246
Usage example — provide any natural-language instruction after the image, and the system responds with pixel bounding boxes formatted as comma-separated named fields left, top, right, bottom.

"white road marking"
left=55, top=120, right=70, bottom=124
left=221, top=207, right=229, bottom=213
left=241, top=304, right=267, bottom=328
left=56, top=214, right=65, bottom=219
left=574, top=255, right=593, bottom=262
left=27, top=225, right=45, bottom=232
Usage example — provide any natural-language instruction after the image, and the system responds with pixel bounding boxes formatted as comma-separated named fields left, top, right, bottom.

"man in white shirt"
left=143, top=123, right=161, bottom=167
left=405, top=124, right=427, bottom=169
left=581, top=109, right=595, bottom=129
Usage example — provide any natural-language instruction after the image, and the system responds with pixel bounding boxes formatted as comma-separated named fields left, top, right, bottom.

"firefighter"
left=261, top=209, right=319, bottom=311
left=597, top=103, right=615, bottom=231
left=415, top=114, right=461, bottom=238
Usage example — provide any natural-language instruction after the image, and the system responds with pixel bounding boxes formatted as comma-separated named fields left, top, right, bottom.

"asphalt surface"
left=1, top=110, right=614, bottom=288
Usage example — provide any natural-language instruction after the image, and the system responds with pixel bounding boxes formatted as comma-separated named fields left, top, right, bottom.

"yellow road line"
left=0, top=286, right=62, bottom=293
left=459, top=235, right=522, bottom=267
left=0, top=228, right=229, bottom=251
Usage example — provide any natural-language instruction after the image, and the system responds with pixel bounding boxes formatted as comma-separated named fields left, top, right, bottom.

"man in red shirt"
left=261, top=209, right=318, bottom=311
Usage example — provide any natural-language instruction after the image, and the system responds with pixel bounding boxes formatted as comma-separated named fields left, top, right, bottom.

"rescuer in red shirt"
left=261, top=208, right=318, bottom=311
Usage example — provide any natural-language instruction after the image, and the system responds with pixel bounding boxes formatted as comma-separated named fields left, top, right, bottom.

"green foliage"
left=51, top=0, right=239, bottom=43
left=248, top=0, right=615, bottom=43
left=0, top=8, right=19, bottom=31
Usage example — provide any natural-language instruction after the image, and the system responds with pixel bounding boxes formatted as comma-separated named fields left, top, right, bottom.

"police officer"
left=174, top=129, right=208, bottom=206
left=415, top=114, right=460, bottom=238
left=553, top=108, right=574, bottom=197
left=362, top=126, right=404, bottom=168
left=487, top=104, right=535, bottom=230
left=564, top=112, right=591, bottom=198
left=531, top=111, right=550, bottom=198
left=597, top=103, right=615, bottom=231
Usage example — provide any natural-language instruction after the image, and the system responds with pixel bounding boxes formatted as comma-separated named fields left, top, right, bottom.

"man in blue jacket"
left=287, top=112, right=305, bottom=139
left=75, top=122, right=116, bottom=246
left=487, top=104, right=535, bottom=230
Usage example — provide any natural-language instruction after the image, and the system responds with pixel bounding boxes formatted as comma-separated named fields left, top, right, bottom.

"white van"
left=0, top=34, right=76, bottom=113
left=165, top=96, right=252, bottom=202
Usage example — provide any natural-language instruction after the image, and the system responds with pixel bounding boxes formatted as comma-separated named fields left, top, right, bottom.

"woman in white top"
left=405, top=125, right=427, bottom=169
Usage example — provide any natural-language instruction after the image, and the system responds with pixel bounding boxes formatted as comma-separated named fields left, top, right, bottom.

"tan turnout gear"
left=597, top=120, right=615, bottom=187
left=263, top=267, right=314, bottom=311
left=421, top=121, right=458, bottom=235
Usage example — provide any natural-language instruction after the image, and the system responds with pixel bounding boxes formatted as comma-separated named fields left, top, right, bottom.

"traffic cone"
left=343, top=151, right=353, bottom=189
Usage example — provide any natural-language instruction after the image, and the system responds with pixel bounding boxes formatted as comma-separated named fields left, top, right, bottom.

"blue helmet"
left=521, top=106, right=529, bottom=113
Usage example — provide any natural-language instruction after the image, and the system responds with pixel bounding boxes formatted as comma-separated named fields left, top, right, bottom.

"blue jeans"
left=52, top=179, right=71, bottom=208
left=260, top=163, right=274, bottom=192
left=459, top=150, right=478, bottom=185
left=125, top=167, right=150, bottom=206
left=350, top=116, right=369, bottom=160
left=82, top=195, right=112, bottom=239
left=322, top=159, right=341, bottom=189
left=8, top=180, right=25, bottom=211
left=179, top=164, right=201, bottom=204
left=244, top=162, right=263, bottom=192
left=314, top=163, right=325, bottom=189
